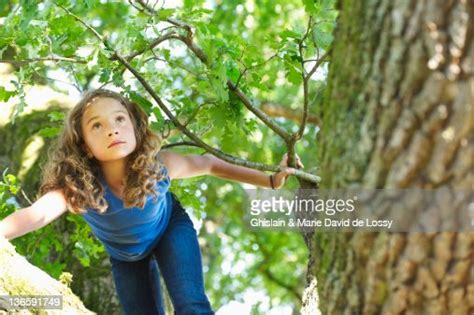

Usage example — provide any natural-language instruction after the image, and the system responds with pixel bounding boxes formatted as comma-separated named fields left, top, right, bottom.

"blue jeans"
left=109, top=193, right=214, bottom=315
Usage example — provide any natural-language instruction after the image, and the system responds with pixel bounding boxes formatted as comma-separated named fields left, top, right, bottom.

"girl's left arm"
left=158, top=151, right=303, bottom=189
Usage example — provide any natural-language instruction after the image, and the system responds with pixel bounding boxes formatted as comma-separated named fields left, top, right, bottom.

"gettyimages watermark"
left=243, top=188, right=473, bottom=232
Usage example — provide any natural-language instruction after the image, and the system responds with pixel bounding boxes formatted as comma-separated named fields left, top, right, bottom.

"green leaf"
left=152, top=107, right=165, bottom=124
left=208, top=62, right=228, bottom=102
left=112, top=70, right=125, bottom=87
left=225, top=60, right=240, bottom=83
left=128, top=91, right=153, bottom=115
left=48, top=111, right=65, bottom=122
left=99, top=68, right=111, bottom=83
left=38, top=127, right=61, bottom=138
left=49, top=15, right=76, bottom=36
left=0, top=87, right=16, bottom=102
left=285, top=64, right=302, bottom=85
left=157, top=8, right=175, bottom=20
left=313, top=27, right=334, bottom=48
left=303, top=0, right=317, bottom=14
left=279, top=29, right=300, bottom=40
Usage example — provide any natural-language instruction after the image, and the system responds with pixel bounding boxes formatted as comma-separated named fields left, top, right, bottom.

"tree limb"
left=161, top=141, right=203, bottom=150
left=261, top=102, right=320, bottom=126
left=56, top=3, right=321, bottom=184
left=0, top=56, right=86, bottom=65
left=114, top=31, right=179, bottom=61
left=161, top=24, right=292, bottom=142
left=120, top=4, right=296, bottom=144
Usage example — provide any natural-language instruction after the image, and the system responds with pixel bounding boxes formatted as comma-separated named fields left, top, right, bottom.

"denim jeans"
left=109, top=193, right=214, bottom=315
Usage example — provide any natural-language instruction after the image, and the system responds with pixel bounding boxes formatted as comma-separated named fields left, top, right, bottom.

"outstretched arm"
left=158, top=151, right=303, bottom=189
left=0, top=189, right=68, bottom=240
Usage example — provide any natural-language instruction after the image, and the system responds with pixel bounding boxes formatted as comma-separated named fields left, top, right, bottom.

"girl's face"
left=80, top=97, right=137, bottom=163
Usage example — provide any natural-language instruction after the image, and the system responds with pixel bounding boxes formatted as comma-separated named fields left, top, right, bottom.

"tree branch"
left=56, top=3, right=106, bottom=46
left=295, top=17, right=317, bottom=142
left=161, top=141, right=203, bottom=150
left=253, top=237, right=303, bottom=301
left=161, top=23, right=292, bottom=141
left=295, top=51, right=329, bottom=141
left=261, top=102, right=320, bottom=126
left=0, top=57, right=86, bottom=65
left=115, top=52, right=318, bottom=177
left=114, top=30, right=179, bottom=61
left=128, top=3, right=311, bottom=170
left=57, top=3, right=320, bottom=184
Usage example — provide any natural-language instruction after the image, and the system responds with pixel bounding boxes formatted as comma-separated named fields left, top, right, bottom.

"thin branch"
left=20, top=189, right=33, bottom=206
left=135, top=0, right=157, bottom=14
left=157, top=22, right=292, bottom=142
left=116, top=31, right=179, bottom=61
left=183, top=102, right=208, bottom=127
left=307, top=51, right=329, bottom=79
left=32, top=69, right=83, bottom=93
left=227, top=81, right=291, bottom=141
left=294, top=17, right=316, bottom=141
left=67, top=64, right=84, bottom=93
left=298, top=16, right=313, bottom=76
left=124, top=7, right=294, bottom=143
left=161, top=141, right=203, bottom=150
left=128, top=0, right=147, bottom=14
left=57, top=3, right=320, bottom=183
left=261, top=102, right=320, bottom=126
left=0, top=57, right=86, bottom=66
left=295, top=49, right=329, bottom=141
left=131, top=4, right=317, bottom=176
left=115, top=52, right=300, bottom=174
left=55, top=3, right=106, bottom=45
left=302, top=16, right=313, bottom=47
left=235, top=52, right=279, bottom=89
left=253, top=237, right=302, bottom=301
left=144, top=56, right=200, bottom=77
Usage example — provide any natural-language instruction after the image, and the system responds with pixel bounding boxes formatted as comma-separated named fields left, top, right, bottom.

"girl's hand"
left=272, top=153, right=304, bottom=189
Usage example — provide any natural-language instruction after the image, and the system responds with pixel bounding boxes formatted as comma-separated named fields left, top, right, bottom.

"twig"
left=0, top=57, right=86, bottom=65
left=57, top=3, right=320, bottom=183
left=116, top=31, right=179, bottom=61
left=20, top=189, right=33, bottom=205
left=32, top=69, right=83, bottom=93
left=144, top=56, right=200, bottom=77
left=55, top=3, right=107, bottom=45
left=161, top=141, right=203, bottom=149
left=235, top=52, right=279, bottom=89
left=294, top=17, right=330, bottom=142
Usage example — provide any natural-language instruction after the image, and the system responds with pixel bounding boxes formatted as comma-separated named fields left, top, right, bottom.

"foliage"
left=0, top=0, right=337, bottom=313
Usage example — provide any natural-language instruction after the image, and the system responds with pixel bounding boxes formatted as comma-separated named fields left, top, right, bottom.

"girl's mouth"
left=108, top=141, right=125, bottom=148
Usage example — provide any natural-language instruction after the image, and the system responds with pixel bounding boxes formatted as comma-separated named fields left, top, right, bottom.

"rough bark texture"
left=301, top=0, right=473, bottom=314
left=0, top=236, right=94, bottom=314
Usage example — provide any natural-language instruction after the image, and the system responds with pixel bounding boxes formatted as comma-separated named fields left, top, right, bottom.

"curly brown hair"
left=38, top=89, right=166, bottom=214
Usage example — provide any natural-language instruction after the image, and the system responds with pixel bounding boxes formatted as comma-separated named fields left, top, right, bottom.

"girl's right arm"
left=0, top=189, right=68, bottom=241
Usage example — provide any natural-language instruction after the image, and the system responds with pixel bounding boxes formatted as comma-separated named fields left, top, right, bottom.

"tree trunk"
left=301, top=0, right=473, bottom=314
left=0, top=236, right=94, bottom=314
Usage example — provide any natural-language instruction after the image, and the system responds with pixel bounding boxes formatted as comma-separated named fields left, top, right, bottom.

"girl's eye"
left=92, top=123, right=101, bottom=130
left=90, top=116, right=125, bottom=130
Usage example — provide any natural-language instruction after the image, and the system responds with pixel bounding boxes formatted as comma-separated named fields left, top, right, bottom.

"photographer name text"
left=250, top=218, right=393, bottom=229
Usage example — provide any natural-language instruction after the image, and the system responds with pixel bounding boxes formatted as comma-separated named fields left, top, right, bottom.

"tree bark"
left=0, top=236, right=94, bottom=314
left=301, top=0, right=473, bottom=314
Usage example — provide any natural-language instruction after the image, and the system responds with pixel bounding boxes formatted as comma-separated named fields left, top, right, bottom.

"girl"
left=0, top=89, right=303, bottom=315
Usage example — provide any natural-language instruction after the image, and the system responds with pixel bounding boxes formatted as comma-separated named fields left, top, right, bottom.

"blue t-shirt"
left=81, top=166, right=172, bottom=262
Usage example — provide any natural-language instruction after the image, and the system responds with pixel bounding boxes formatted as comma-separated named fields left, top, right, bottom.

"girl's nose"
left=108, top=130, right=119, bottom=137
